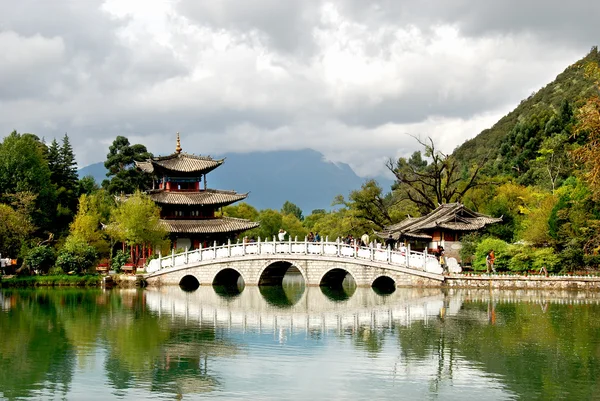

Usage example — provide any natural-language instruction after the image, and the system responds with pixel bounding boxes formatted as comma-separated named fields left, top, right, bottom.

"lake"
left=1, top=284, right=599, bottom=400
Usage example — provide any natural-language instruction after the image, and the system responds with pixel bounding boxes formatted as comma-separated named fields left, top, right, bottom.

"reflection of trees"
left=0, top=289, right=241, bottom=399
left=395, top=299, right=600, bottom=400
left=351, top=326, right=386, bottom=356
left=0, top=290, right=76, bottom=400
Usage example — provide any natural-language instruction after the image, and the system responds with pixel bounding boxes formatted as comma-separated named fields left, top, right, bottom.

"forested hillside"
left=454, top=47, right=600, bottom=174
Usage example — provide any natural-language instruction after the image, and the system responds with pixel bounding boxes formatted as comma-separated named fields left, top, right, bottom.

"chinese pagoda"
left=135, top=134, right=259, bottom=250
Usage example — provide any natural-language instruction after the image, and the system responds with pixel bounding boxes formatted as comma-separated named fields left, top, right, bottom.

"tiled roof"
left=136, top=153, right=224, bottom=174
left=160, top=217, right=259, bottom=234
left=378, top=203, right=502, bottom=239
left=147, top=189, right=248, bottom=206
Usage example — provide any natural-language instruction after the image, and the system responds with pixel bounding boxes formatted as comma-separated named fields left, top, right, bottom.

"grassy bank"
left=0, top=274, right=103, bottom=288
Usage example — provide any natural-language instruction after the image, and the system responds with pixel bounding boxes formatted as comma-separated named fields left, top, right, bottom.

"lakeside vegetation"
left=2, top=48, right=600, bottom=278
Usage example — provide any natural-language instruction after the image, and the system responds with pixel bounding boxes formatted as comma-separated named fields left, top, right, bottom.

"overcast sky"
left=1, top=1, right=599, bottom=177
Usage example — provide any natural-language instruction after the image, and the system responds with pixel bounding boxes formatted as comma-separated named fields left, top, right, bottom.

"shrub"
left=531, top=247, right=560, bottom=273
left=25, top=245, right=56, bottom=274
left=111, top=250, right=129, bottom=272
left=474, top=237, right=510, bottom=271
left=506, top=245, right=532, bottom=272
left=557, top=245, right=584, bottom=272
left=56, top=238, right=98, bottom=274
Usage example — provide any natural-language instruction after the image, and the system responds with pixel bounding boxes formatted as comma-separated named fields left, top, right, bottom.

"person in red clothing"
left=486, top=250, right=496, bottom=273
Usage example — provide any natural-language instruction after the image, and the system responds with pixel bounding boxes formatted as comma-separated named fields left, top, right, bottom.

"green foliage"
left=78, top=175, right=99, bottom=196
left=25, top=246, right=56, bottom=274
left=281, top=201, right=303, bottom=221
left=0, top=131, right=56, bottom=231
left=474, top=238, right=510, bottom=271
left=102, top=136, right=153, bottom=194
left=111, top=250, right=129, bottom=272
left=69, top=190, right=114, bottom=257
left=458, top=233, right=480, bottom=265
left=106, top=191, right=167, bottom=260
left=0, top=194, right=35, bottom=257
left=55, top=237, right=98, bottom=274
left=222, top=202, right=259, bottom=221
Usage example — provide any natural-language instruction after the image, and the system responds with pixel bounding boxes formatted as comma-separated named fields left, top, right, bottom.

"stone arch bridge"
left=145, top=240, right=444, bottom=289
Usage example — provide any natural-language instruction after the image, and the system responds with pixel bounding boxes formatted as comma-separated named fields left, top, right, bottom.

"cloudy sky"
left=1, top=1, right=599, bottom=177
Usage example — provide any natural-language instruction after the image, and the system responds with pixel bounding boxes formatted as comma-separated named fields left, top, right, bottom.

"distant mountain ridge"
left=78, top=148, right=394, bottom=214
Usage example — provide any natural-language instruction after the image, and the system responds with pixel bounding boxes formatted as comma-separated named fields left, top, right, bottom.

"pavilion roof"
left=378, top=203, right=502, bottom=240
left=135, top=152, right=224, bottom=175
left=160, top=217, right=259, bottom=234
left=147, top=189, right=248, bottom=207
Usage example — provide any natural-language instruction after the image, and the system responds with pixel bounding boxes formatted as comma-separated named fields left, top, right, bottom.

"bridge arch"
left=212, top=267, right=246, bottom=290
left=371, top=275, right=396, bottom=295
left=319, top=268, right=357, bottom=288
left=258, top=260, right=307, bottom=286
left=179, top=274, right=200, bottom=291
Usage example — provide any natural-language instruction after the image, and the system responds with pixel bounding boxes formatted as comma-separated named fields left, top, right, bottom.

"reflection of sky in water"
left=5, top=287, right=600, bottom=400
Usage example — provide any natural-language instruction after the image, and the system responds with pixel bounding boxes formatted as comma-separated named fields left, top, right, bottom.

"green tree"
left=102, top=136, right=153, bottom=194
left=106, top=191, right=167, bottom=263
left=281, top=201, right=303, bottom=221
left=0, top=131, right=56, bottom=232
left=0, top=192, right=36, bottom=257
left=24, top=245, right=56, bottom=274
left=55, top=236, right=98, bottom=274
left=69, top=190, right=115, bottom=257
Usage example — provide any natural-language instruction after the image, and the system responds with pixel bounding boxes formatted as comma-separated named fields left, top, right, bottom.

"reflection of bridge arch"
left=319, top=268, right=356, bottom=288
left=144, top=287, right=458, bottom=335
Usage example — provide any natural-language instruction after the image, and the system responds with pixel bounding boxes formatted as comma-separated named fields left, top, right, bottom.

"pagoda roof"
left=160, top=217, right=259, bottom=234
left=147, top=189, right=248, bottom=207
left=378, top=203, right=502, bottom=240
left=135, top=152, right=224, bottom=175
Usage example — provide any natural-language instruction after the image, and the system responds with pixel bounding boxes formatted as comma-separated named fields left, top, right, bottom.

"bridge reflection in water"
left=144, top=285, right=459, bottom=337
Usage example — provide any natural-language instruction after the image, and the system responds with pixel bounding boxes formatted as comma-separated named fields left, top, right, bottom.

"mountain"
left=453, top=47, right=600, bottom=171
left=78, top=148, right=394, bottom=214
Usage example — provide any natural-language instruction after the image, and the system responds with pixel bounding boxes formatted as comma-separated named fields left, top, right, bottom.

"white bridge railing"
left=147, top=237, right=443, bottom=275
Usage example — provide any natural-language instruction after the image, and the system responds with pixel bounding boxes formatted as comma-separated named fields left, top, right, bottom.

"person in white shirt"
left=278, top=229, right=287, bottom=241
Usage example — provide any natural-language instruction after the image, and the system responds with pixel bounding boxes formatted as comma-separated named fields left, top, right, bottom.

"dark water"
left=1, top=285, right=600, bottom=400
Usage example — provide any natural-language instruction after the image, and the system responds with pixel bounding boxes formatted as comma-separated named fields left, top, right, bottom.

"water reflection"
left=2, top=288, right=600, bottom=400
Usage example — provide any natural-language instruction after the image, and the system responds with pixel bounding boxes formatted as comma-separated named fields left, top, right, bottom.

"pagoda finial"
left=175, top=132, right=182, bottom=154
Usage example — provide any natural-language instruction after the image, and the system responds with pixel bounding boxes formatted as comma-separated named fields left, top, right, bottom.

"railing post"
left=321, top=238, right=325, bottom=255
left=199, top=243, right=203, bottom=261
left=158, top=251, right=162, bottom=269
left=289, top=236, right=292, bottom=255
left=242, top=238, right=246, bottom=255
left=258, top=237, right=262, bottom=255
left=228, top=239, right=231, bottom=257
left=185, top=247, right=189, bottom=264
left=353, top=240, right=357, bottom=258
left=387, top=245, right=390, bottom=264
left=337, top=238, right=341, bottom=257
left=406, top=243, right=410, bottom=268
left=370, top=243, right=373, bottom=261
left=304, top=236, right=308, bottom=255
left=171, top=248, right=175, bottom=267
left=424, top=247, right=428, bottom=270
left=214, top=241, right=217, bottom=259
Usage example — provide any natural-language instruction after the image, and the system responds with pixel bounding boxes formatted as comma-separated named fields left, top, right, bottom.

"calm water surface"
left=1, top=283, right=600, bottom=400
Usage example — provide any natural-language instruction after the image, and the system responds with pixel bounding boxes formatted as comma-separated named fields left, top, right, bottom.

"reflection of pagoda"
left=135, top=134, right=259, bottom=249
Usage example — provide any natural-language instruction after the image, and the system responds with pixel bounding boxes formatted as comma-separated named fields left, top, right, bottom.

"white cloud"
left=0, top=0, right=598, bottom=177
